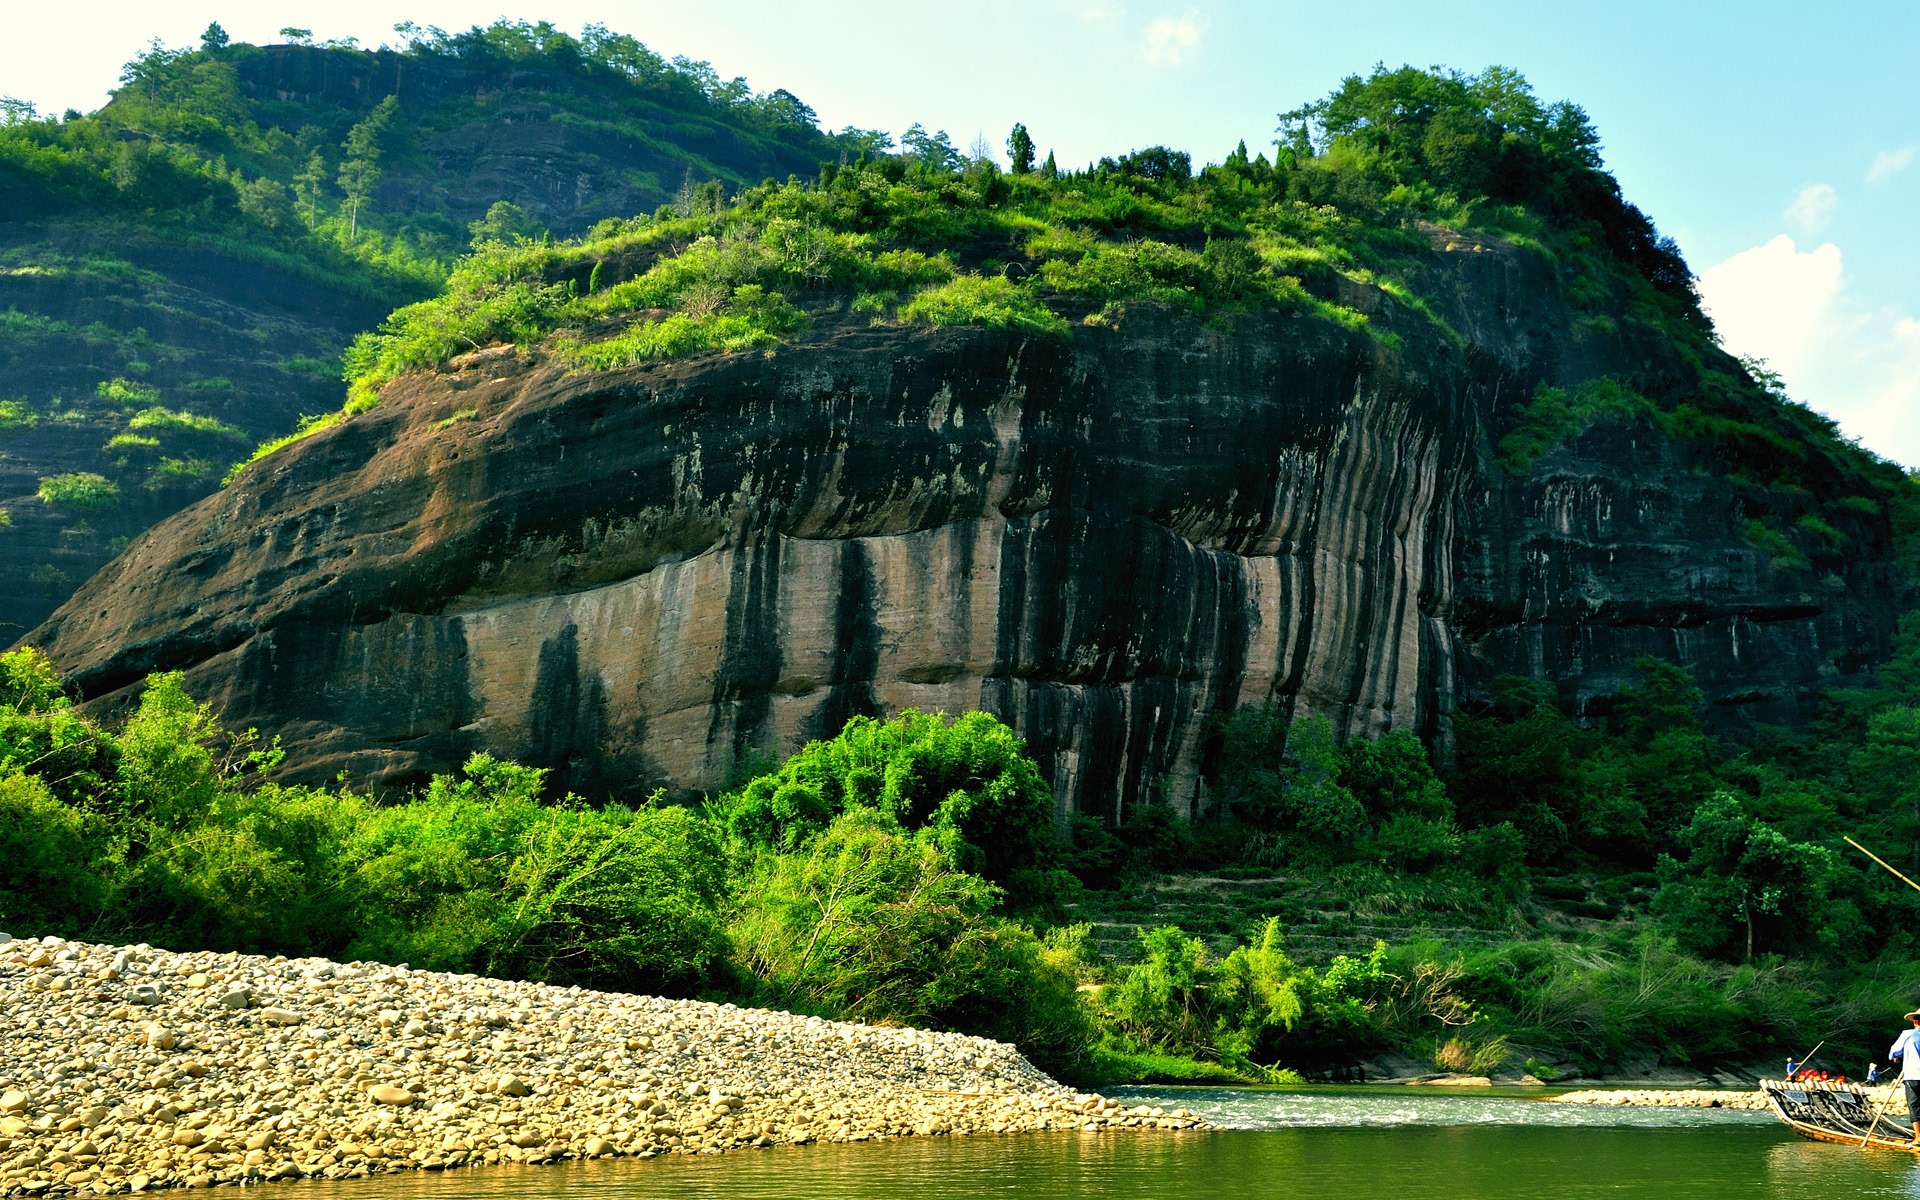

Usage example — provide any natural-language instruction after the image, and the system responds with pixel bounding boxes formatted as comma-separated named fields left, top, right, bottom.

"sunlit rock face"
left=23, top=248, right=1903, bottom=822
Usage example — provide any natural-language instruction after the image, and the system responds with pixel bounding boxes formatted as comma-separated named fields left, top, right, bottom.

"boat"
left=1760, top=1079, right=1920, bottom=1152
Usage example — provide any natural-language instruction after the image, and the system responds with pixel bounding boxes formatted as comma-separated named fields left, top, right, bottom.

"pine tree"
left=200, top=22, right=230, bottom=51
left=1039, top=150, right=1058, bottom=180
left=1006, top=123, right=1035, bottom=175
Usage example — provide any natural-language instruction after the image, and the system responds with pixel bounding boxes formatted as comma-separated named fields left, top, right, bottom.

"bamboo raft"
left=1760, top=1079, right=1920, bottom=1153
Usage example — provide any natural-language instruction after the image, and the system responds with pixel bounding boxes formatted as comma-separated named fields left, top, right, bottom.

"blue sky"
left=6, top=1, right=1917, bottom=465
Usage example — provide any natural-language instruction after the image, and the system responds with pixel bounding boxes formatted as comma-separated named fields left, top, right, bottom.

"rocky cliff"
left=22, top=234, right=1906, bottom=821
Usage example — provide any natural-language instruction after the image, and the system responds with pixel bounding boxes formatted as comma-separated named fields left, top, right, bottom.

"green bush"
left=0, top=399, right=38, bottom=432
left=898, top=275, right=1070, bottom=337
left=96, top=378, right=160, bottom=406
left=723, top=709, right=1057, bottom=892
left=37, top=471, right=120, bottom=510
left=345, top=755, right=730, bottom=992
left=127, top=406, right=246, bottom=439
left=1497, top=378, right=1653, bottom=474
left=729, top=809, right=1089, bottom=1074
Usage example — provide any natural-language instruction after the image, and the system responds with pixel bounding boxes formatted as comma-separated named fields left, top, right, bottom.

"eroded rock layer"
left=23, top=252, right=1903, bottom=821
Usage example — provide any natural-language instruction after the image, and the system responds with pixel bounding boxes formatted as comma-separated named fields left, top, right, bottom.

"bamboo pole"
left=1862, top=1082, right=1905, bottom=1148
left=1846, top=836, right=1920, bottom=896
left=1791, top=1039, right=1826, bottom=1076
left=1848, top=837, right=1920, bottom=1147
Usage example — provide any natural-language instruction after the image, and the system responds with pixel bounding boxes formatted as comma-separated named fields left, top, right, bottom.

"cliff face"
left=22, top=241, right=1904, bottom=821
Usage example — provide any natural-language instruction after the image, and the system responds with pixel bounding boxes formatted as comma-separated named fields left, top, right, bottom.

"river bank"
left=0, top=935, right=1203, bottom=1197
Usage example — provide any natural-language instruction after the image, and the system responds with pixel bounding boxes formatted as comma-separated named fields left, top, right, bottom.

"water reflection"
left=272, top=1095, right=1915, bottom=1200
left=1764, top=1138, right=1919, bottom=1197
left=1117, top=1084, right=1781, bottom=1130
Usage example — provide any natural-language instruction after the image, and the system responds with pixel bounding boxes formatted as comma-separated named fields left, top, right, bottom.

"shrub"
left=127, top=406, right=246, bottom=439
left=898, top=275, right=1070, bottom=337
left=730, top=810, right=1089, bottom=1073
left=556, top=285, right=803, bottom=368
left=145, top=457, right=219, bottom=487
left=343, top=755, right=729, bottom=993
left=1497, top=378, right=1653, bottom=474
left=37, top=471, right=119, bottom=510
left=96, top=378, right=160, bottom=406
left=0, top=399, right=37, bottom=432
left=724, top=710, right=1057, bottom=891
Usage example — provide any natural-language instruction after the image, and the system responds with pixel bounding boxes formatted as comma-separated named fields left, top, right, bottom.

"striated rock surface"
left=20, top=242, right=1906, bottom=821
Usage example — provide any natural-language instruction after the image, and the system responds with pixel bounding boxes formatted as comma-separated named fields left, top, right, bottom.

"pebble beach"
left=0, top=934, right=1204, bottom=1196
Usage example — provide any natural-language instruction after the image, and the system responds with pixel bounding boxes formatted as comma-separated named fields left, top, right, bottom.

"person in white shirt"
left=1887, top=1009, right=1920, bottom=1143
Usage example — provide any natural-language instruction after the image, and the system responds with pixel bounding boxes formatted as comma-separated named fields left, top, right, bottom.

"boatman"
left=1888, top=1009, right=1920, bottom=1144
left=1869, top=1062, right=1882, bottom=1085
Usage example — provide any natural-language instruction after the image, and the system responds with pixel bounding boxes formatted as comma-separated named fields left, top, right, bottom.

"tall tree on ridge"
left=1006, top=123, right=1035, bottom=175
left=336, top=95, right=398, bottom=241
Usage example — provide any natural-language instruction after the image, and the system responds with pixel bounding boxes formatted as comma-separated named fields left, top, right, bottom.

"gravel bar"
left=0, top=934, right=1205, bottom=1196
left=1547, top=1088, right=1770, bottom=1111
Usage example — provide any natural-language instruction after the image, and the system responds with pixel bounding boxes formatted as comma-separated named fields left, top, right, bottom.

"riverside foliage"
left=7, top=630, right=1920, bottom=1084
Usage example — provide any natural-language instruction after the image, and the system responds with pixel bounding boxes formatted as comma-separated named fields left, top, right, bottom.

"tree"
left=236, top=177, right=291, bottom=229
left=0, top=97, right=39, bottom=127
left=468, top=200, right=538, bottom=249
left=278, top=28, right=313, bottom=44
left=1212, top=707, right=1365, bottom=863
left=200, top=22, right=230, bottom=51
left=1853, top=706, right=1920, bottom=873
left=900, top=123, right=962, bottom=172
left=292, top=150, right=328, bottom=227
left=1655, top=792, right=1837, bottom=961
left=723, top=710, right=1056, bottom=892
left=1040, top=150, right=1058, bottom=180
left=1006, top=123, right=1035, bottom=175
left=336, top=95, right=398, bottom=240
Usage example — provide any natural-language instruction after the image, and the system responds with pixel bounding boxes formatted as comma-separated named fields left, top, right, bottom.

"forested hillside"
left=0, top=19, right=876, bottom=637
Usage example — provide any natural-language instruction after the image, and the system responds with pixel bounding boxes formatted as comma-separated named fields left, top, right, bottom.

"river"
left=272, top=1086, right=1920, bottom=1199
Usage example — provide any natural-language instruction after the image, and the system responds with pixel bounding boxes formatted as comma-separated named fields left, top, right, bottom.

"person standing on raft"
left=1888, top=1009, right=1920, bottom=1144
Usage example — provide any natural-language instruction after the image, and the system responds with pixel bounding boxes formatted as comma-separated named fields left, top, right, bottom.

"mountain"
left=23, top=66, right=1917, bottom=816
left=0, top=20, right=870, bottom=639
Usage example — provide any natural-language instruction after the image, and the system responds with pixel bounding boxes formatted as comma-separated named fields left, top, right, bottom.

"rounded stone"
left=368, top=1085, right=415, bottom=1106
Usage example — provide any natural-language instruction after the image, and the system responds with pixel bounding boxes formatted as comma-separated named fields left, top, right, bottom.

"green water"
left=287, top=1087, right=1920, bottom=1199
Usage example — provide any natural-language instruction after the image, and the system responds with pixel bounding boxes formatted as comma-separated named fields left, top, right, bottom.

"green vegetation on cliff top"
left=229, top=62, right=1914, bottom=558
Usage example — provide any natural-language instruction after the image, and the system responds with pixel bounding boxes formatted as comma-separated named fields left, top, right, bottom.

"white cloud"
left=1141, top=12, right=1207, bottom=65
left=1868, top=146, right=1914, bottom=184
left=1698, top=234, right=1920, bottom=466
left=1783, top=182, right=1837, bottom=234
left=1072, top=0, right=1123, bottom=22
